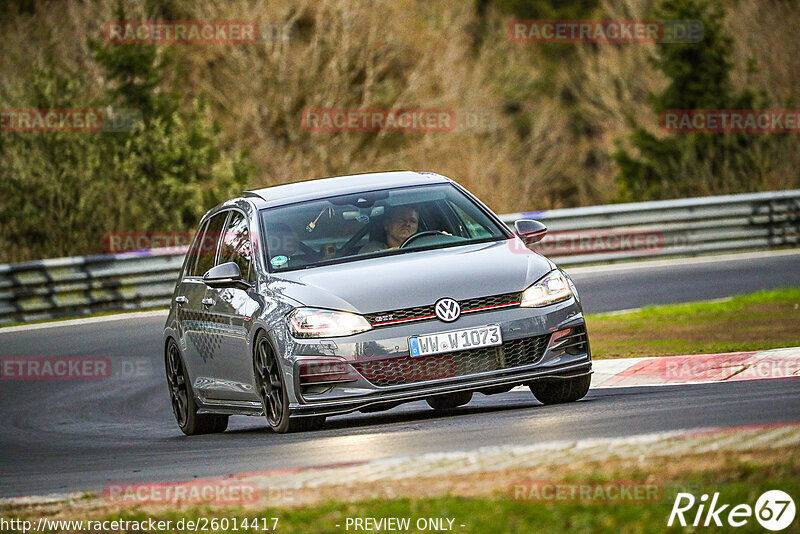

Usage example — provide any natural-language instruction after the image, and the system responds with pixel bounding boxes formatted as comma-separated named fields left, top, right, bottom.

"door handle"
left=175, top=296, right=188, bottom=305
left=201, top=297, right=216, bottom=307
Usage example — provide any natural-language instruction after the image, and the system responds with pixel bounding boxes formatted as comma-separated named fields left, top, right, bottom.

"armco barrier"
left=0, top=251, right=184, bottom=325
left=500, top=189, right=800, bottom=265
left=1, top=190, right=798, bottom=325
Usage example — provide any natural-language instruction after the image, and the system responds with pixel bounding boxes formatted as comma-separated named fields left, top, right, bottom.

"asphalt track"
left=1, top=250, right=799, bottom=498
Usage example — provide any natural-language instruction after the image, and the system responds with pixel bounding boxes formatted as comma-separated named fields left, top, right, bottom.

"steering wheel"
left=399, top=231, right=449, bottom=249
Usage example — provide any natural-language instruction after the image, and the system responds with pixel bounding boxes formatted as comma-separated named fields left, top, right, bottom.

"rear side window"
left=218, top=211, right=255, bottom=281
left=191, top=212, right=228, bottom=277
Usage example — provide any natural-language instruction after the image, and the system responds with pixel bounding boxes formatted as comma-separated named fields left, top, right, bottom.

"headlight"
left=520, top=270, right=573, bottom=307
left=288, top=308, right=372, bottom=338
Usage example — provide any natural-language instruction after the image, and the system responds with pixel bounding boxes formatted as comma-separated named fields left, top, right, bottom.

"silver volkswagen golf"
left=163, top=171, right=592, bottom=434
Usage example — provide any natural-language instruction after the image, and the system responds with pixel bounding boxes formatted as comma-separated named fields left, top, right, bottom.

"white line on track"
left=0, top=309, right=168, bottom=334
left=564, top=248, right=800, bottom=275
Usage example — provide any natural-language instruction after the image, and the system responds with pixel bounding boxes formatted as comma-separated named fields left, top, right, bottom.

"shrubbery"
left=613, top=0, right=787, bottom=200
left=0, top=0, right=798, bottom=262
left=0, top=4, right=252, bottom=262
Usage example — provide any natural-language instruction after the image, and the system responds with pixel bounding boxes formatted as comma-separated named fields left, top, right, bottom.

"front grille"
left=460, top=292, right=521, bottom=311
left=351, top=334, right=550, bottom=387
left=365, top=291, right=521, bottom=327
left=366, top=304, right=435, bottom=325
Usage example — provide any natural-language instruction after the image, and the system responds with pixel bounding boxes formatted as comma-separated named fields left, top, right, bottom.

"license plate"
left=408, top=325, right=502, bottom=357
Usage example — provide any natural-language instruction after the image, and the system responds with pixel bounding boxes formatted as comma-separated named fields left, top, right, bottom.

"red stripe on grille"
left=371, top=302, right=520, bottom=326
left=462, top=302, right=520, bottom=313
left=371, top=314, right=436, bottom=326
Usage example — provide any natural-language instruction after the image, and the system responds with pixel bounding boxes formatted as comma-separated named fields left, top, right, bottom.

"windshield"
left=259, top=183, right=508, bottom=272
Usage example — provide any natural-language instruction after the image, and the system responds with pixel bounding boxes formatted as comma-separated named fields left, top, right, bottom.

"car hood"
left=267, top=239, right=554, bottom=313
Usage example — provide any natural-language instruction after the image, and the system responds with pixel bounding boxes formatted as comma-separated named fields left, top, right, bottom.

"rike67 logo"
left=669, top=490, right=796, bottom=531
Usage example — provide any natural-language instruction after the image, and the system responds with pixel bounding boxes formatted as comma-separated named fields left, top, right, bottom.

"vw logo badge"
left=434, top=298, right=461, bottom=322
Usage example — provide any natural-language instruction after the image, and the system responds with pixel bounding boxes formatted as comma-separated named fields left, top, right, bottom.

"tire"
left=165, top=340, right=228, bottom=435
left=253, top=332, right=325, bottom=433
left=528, top=374, right=591, bottom=405
left=426, top=391, right=473, bottom=410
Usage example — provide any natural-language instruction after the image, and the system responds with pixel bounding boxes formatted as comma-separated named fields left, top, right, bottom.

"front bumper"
left=291, top=357, right=591, bottom=417
left=285, top=297, right=591, bottom=417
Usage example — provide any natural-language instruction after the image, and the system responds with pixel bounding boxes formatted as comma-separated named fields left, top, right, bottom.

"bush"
left=0, top=4, right=252, bottom=262
left=612, top=0, right=786, bottom=200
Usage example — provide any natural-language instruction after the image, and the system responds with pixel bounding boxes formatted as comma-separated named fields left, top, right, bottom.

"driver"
left=360, top=205, right=419, bottom=253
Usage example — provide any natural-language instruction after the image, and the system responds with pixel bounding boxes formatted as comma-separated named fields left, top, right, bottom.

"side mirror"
left=514, top=219, right=547, bottom=244
left=203, top=262, right=251, bottom=289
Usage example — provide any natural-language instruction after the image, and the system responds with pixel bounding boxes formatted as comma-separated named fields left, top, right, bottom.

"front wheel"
left=528, top=374, right=591, bottom=405
left=253, top=332, right=325, bottom=433
left=165, top=340, right=228, bottom=435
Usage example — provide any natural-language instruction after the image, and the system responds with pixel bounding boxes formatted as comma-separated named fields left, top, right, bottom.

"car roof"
left=243, top=171, right=450, bottom=208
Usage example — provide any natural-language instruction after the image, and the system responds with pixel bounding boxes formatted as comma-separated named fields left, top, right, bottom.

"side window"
left=183, top=220, right=208, bottom=278
left=218, top=211, right=255, bottom=282
left=192, top=212, right=228, bottom=277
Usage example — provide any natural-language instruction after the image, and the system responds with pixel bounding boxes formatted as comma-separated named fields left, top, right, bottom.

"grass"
left=585, top=288, right=800, bottom=359
left=4, top=447, right=798, bottom=533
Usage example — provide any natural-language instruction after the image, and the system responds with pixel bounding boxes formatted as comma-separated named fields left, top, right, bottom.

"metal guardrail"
left=1, top=190, right=798, bottom=325
left=501, top=189, right=800, bottom=265
left=0, top=251, right=184, bottom=326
